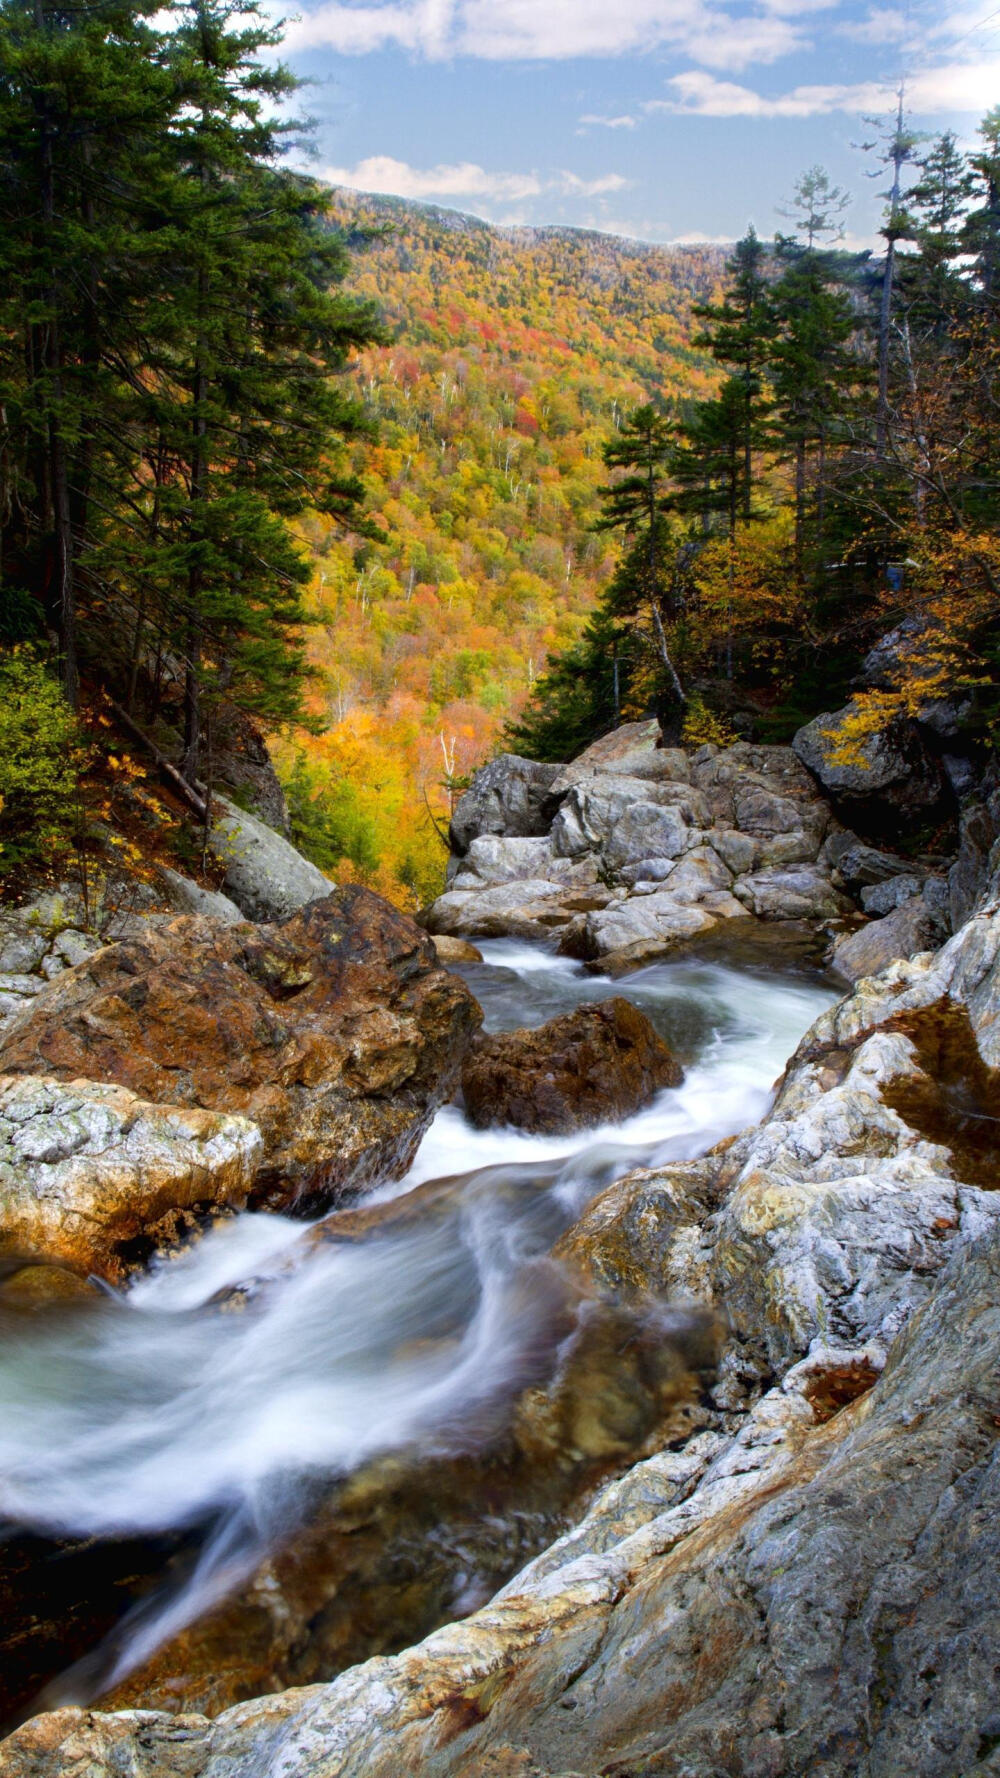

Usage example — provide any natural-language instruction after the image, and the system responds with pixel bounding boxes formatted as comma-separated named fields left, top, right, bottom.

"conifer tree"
left=963, top=108, right=1000, bottom=298
left=0, top=0, right=378, bottom=782
left=0, top=0, right=178, bottom=703
left=692, top=228, right=772, bottom=523
left=769, top=223, right=858, bottom=563
left=594, top=404, right=685, bottom=716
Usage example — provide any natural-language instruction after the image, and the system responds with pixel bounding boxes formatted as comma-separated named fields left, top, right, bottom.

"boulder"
left=603, top=801, right=694, bottom=869
left=710, top=828, right=757, bottom=876
left=0, top=888, right=481, bottom=1209
left=0, top=1074, right=261, bottom=1280
left=831, top=897, right=945, bottom=984
left=0, top=973, right=45, bottom=1046
left=211, top=795, right=332, bottom=923
left=448, top=755, right=561, bottom=855
left=430, top=935, right=483, bottom=965
left=554, top=1160, right=717, bottom=1300
left=461, top=999, right=683, bottom=1135
left=568, top=894, right=722, bottom=971
left=835, top=840, right=922, bottom=893
left=421, top=879, right=595, bottom=941
left=656, top=846, right=733, bottom=903
left=754, top=829, right=824, bottom=867
left=859, top=873, right=925, bottom=915
left=732, top=782, right=823, bottom=839
left=548, top=721, right=691, bottom=797
left=793, top=704, right=949, bottom=836
left=450, top=835, right=597, bottom=890
left=551, top=777, right=706, bottom=860
left=733, top=865, right=850, bottom=922
left=691, top=740, right=813, bottom=788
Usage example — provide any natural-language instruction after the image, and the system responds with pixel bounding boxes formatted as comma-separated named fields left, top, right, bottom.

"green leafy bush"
left=0, top=651, right=82, bottom=874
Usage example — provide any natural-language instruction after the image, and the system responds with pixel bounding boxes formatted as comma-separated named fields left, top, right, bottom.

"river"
left=0, top=939, right=837, bottom=1716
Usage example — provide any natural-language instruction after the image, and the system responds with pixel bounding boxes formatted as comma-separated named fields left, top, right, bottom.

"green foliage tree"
left=512, top=121, right=1000, bottom=762
left=505, top=607, right=625, bottom=762
left=963, top=108, right=1000, bottom=296
left=0, top=0, right=177, bottom=705
left=0, top=650, right=82, bottom=873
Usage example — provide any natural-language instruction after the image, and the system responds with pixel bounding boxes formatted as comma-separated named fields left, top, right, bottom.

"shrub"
left=681, top=694, right=736, bottom=750
left=0, top=650, right=82, bottom=874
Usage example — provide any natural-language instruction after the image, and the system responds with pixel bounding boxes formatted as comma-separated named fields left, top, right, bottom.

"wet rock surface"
left=0, top=1076, right=261, bottom=1280
left=0, top=887, right=480, bottom=1209
left=461, top=999, right=683, bottom=1134
left=4, top=723, right=1000, bottom=1777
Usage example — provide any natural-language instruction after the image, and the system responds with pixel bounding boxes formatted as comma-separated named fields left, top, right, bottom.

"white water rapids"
left=0, top=940, right=836, bottom=1709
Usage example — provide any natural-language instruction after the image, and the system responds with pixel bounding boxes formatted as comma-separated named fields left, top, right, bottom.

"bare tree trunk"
left=877, top=84, right=907, bottom=459
left=795, top=438, right=806, bottom=572
left=182, top=270, right=208, bottom=784
left=649, top=599, right=685, bottom=709
left=35, top=0, right=78, bottom=706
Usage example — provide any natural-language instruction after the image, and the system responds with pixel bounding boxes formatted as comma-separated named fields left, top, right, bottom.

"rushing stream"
left=0, top=940, right=837, bottom=1715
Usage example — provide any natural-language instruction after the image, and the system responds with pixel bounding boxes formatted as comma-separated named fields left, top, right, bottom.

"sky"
left=277, top=0, right=1000, bottom=244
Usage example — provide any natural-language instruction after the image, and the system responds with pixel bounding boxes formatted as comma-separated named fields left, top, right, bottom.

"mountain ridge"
left=327, top=183, right=733, bottom=258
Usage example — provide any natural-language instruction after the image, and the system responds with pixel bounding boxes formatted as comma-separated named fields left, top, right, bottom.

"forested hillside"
left=281, top=197, right=724, bottom=902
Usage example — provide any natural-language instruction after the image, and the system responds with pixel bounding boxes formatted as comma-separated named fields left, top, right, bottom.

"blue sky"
left=277, top=0, right=1000, bottom=243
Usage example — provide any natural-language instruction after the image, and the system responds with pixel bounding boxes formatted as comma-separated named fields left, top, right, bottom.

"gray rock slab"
left=211, top=796, right=332, bottom=924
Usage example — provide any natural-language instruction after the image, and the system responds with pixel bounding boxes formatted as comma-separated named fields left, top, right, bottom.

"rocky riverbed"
left=2, top=716, right=1000, bottom=1777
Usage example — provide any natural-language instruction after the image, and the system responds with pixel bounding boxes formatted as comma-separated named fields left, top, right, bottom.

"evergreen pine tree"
left=692, top=228, right=772, bottom=523
left=0, top=0, right=179, bottom=703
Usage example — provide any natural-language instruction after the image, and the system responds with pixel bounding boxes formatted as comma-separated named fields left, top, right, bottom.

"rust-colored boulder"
left=461, top=998, right=682, bottom=1135
left=0, top=886, right=481, bottom=1210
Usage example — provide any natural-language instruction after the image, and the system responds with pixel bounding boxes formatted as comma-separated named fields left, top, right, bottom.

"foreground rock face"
left=10, top=881, right=1000, bottom=1774
left=0, top=1076, right=260, bottom=1279
left=461, top=999, right=683, bottom=1134
left=0, top=888, right=480, bottom=1209
left=10, top=1221, right=1000, bottom=1776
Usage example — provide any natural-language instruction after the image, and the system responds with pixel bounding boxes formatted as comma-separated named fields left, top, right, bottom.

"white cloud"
left=286, top=0, right=811, bottom=63
left=653, top=54, right=1000, bottom=117
left=557, top=170, right=630, bottom=194
left=321, top=155, right=543, bottom=200
left=680, top=12, right=809, bottom=70
left=667, top=229, right=736, bottom=242
left=578, top=112, right=640, bottom=128
left=320, top=156, right=628, bottom=204
left=838, top=6, right=908, bottom=44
